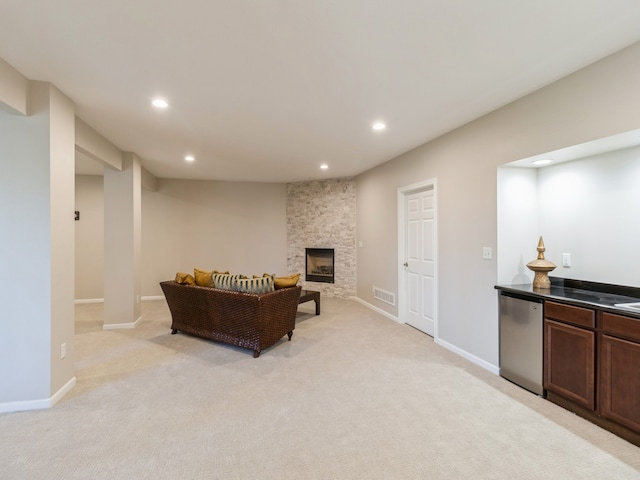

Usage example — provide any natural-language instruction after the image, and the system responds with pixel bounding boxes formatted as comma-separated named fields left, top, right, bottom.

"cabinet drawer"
left=602, top=312, right=640, bottom=343
left=545, top=301, right=595, bottom=329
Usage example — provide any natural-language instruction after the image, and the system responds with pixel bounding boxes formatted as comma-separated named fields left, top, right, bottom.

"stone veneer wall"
left=287, top=178, right=356, bottom=298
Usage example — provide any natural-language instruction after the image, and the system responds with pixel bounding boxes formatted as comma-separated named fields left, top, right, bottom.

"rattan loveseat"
left=160, top=281, right=302, bottom=357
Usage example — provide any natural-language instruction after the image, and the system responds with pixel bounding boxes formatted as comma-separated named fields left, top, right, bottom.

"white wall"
left=73, top=177, right=290, bottom=299
left=0, top=84, right=52, bottom=404
left=141, top=179, right=288, bottom=297
left=74, top=175, right=104, bottom=300
left=496, top=167, right=539, bottom=285
left=356, top=41, right=640, bottom=371
left=537, top=146, right=640, bottom=286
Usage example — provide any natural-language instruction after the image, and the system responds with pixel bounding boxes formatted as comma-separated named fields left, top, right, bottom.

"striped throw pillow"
left=236, top=276, right=275, bottom=294
left=212, top=274, right=243, bottom=291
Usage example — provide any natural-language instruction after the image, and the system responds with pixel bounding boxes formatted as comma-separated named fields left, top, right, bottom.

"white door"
left=404, top=187, right=435, bottom=336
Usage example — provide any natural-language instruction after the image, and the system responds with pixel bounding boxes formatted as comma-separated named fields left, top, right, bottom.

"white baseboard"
left=74, top=298, right=104, bottom=304
left=103, top=315, right=142, bottom=330
left=0, top=376, right=76, bottom=414
left=435, top=337, right=500, bottom=375
left=352, top=297, right=401, bottom=323
left=75, top=296, right=164, bottom=304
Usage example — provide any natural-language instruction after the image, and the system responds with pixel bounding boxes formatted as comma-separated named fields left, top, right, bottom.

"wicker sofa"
left=160, top=281, right=302, bottom=357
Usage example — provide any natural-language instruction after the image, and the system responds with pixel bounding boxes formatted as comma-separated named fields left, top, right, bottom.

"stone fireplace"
left=286, top=178, right=356, bottom=298
left=305, top=248, right=334, bottom=283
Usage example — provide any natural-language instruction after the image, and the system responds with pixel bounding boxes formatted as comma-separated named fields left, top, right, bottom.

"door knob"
left=403, top=262, right=408, bottom=267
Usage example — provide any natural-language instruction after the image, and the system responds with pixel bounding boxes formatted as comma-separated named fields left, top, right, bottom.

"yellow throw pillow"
left=175, top=272, right=196, bottom=285
left=213, top=270, right=229, bottom=274
left=257, top=273, right=275, bottom=281
left=194, top=268, right=214, bottom=287
left=274, top=273, right=300, bottom=289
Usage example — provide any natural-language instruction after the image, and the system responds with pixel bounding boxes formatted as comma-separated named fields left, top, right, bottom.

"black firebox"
left=305, top=248, right=334, bottom=283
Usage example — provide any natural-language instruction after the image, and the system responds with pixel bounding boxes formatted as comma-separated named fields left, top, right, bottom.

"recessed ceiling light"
left=532, top=159, right=552, bottom=166
left=372, top=122, right=386, bottom=131
left=185, top=155, right=195, bottom=162
left=320, top=164, right=329, bottom=170
left=152, top=98, right=168, bottom=109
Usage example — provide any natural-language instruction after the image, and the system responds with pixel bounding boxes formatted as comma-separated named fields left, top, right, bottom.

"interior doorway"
left=397, top=179, right=437, bottom=337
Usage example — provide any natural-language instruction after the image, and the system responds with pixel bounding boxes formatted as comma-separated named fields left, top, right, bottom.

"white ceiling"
left=3, top=1, right=640, bottom=182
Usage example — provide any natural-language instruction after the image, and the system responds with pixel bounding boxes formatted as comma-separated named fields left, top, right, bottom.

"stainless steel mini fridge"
left=499, top=292, right=544, bottom=396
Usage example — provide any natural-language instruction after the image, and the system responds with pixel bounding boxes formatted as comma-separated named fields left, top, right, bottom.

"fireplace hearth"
left=305, top=248, right=334, bottom=283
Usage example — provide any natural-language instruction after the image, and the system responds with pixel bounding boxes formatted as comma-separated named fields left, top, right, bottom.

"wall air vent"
left=373, top=286, right=395, bottom=306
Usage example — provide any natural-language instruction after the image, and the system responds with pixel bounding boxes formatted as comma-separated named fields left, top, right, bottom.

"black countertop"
left=495, top=277, right=640, bottom=320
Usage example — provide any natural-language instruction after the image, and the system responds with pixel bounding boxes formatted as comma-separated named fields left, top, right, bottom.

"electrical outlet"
left=60, top=343, right=66, bottom=359
left=562, top=253, right=571, bottom=267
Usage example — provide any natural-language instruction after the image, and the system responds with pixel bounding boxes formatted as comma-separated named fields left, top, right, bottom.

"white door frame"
left=397, top=178, right=438, bottom=338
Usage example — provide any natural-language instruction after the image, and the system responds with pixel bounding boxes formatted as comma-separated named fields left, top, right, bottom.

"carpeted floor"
left=1, top=297, right=639, bottom=479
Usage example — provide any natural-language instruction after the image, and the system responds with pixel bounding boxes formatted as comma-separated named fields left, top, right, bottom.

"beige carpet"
left=1, top=297, right=639, bottom=479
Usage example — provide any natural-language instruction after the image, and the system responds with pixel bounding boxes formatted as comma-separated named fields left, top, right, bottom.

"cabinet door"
left=600, top=335, right=640, bottom=432
left=544, top=319, right=595, bottom=410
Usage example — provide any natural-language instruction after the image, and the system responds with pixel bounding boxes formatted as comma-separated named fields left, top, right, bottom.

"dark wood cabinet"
left=599, top=312, right=640, bottom=432
left=544, top=318, right=596, bottom=409
left=543, top=301, right=596, bottom=410
left=541, top=301, right=640, bottom=445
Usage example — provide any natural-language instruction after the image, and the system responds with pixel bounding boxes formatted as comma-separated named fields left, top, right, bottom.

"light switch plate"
left=482, top=247, right=492, bottom=260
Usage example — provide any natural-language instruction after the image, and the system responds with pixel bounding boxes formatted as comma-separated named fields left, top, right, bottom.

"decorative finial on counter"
left=526, top=236, right=556, bottom=289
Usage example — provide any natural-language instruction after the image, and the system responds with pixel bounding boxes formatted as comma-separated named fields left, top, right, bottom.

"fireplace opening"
left=305, top=248, right=334, bottom=284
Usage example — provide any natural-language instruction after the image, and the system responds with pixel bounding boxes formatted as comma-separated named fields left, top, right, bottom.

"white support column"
left=0, top=81, right=76, bottom=413
left=103, top=152, right=142, bottom=329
